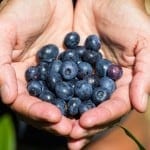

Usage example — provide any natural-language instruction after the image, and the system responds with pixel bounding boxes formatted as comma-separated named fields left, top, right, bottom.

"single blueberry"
left=107, top=64, right=123, bottom=81
left=79, top=100, right=95, bottom=115
left=25, top=66, right=39, bottom=81
left=99, top=77, right=116, bottom=95
left=92, top=87, right=110, bottom=105
left=67, top=77, right=79, bottom=89
left=37, top=62, right=49, bottom=80
left=64, top=32, right=80, bottom=49
left=96, top=59, right=112, bottom=77
left=60, top=61, right=78, bottom=80
left=74, top=46, right=86, bottom=58
left=47, top=72, right=62, bottom=91
left=84, top=74, right=100, bottom=88
left=52, top=98, right=67, bottom=115
left=37, top=44, right=59, bottom=63
left=55, top=81, right=74, bottom=101
left=82, top=50, right=102, bottom=65
left=39, top=90, right=55, bottom=103
left=77, top=62, right=93, bottom=79
left=84, top=35, right=101, bottom=52
left=67, top=97, right=81, bottom=116
left=27, top=80, right=44, bottom=97
left=48, top=60, right=62, bottom=73
left=61, top=49, right=81, bottom=63
left=75, top=80, right=93, bottom=100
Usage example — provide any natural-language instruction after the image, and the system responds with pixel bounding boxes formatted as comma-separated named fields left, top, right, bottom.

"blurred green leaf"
left=118, top=125, right=146, bottom=150
left=0, top=114, right=16, bottom=150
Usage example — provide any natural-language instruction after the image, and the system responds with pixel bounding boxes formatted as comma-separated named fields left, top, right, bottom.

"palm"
left=68, top=0, right=150, bottom=149
left=0, top=0, right=73, bottom=135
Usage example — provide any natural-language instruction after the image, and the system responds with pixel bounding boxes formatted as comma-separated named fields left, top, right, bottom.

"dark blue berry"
left=37, top=44, right=59, bottom=63
left=55, top=81, right=74, bottom=101
left=74, top=46, right=86, bottom=58
left=27, top=80, right=43, bottom=97
left=85, top=35, right=101, bottom=51
left=99, top=77, right=116, bottom=95
left=75, top=80, right=93, bottom=100
left=79, top=100, right=95, bottom=115
left=96, top=59, right=112, bottom=77
left=47, top=72, right=62, bottom=91
left=61, top=49, right=81, bottom=63
left=77, top=62, right=93, bottom=79
left=64, top=32, right=80, bottom=49
left=52, top=98, right=67, bottom=115
left=82, top=50, right=102, bottom=65
left=39, top=90, right=55, bottom=102
left=67, top=97, right=81, bottom=116
left=84, top=75, right=100, bottom=88
left=37, top=62, right=49, bottom=80
left=25, top=66, right=39, bottom=81
left=60, top=61, right=78, bottom=80
left=48, top=60, right=62, bottom=73
left=92, top=87, right=110, bottom=105
left=107, top=64, right=123, bottom=81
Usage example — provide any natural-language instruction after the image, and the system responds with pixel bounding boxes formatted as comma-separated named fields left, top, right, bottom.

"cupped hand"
left=68, top=0, right=150, bottom=149
left=0, top=0, right=73, bottom=135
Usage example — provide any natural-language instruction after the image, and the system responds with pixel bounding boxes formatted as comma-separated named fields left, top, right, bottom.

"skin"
left=0, top=0, right=150, bottom=150
left=68, top=0, right=150, bottom=149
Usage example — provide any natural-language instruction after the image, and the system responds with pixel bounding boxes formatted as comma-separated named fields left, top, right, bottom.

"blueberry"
left=55, top=81, right=74, bottom=101
left=92, top=87, right=110, bottom=105
left=96, top=59, right=112, bottom=77
left=79, top=100, right=95, bottom=115
left=75, top=80, right=93, bottom=100
left=48, top=60, right=62, bottom=73
left=37, top=62, right=49, bottom=80
left=27, top=80, right=43, bottom=97
left=37, top=44, right=59, bottom=63
left=74, top=46, right=86, bottom=58
left=52, top=98, right=67, bottom=115
left=82, top=50, right=102, bottom=65
left=84, top=74, right=100, bottom=88
left=61, top=49, right=81, bottom=63
left=67, top=97, right=81, bottom=116
left=39, top=90, right=55, bottom=102
left=47, top=72, right=62, bottom=91
left=60, top=61, right=78, bottom=80
left=67, top=77, right=79, bottom=89
left=107, top=64, right=123, bottom=81
left=84, top=35, right=101, bottom=52
left=77, top=62, right=93, bottom=79
left=25, top=66, right=39, bottom=81
left=99, top=77, right=116, bottom=95
left=64, top=32, right=80, bottom=49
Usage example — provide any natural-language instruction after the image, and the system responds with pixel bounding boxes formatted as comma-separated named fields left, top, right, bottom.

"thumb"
left=130, top=48, right=150, bottom=112
left=0, top=23, right=17, bottom=104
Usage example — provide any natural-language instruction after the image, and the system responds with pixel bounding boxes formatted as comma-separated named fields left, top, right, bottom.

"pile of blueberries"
left=25, top=32, right=123, bottom=118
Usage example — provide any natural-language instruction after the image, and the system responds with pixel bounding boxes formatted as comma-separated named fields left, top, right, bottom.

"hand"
left=68, top=0, right=150, bottom=149
left=0, top=0, right=73, bottom=135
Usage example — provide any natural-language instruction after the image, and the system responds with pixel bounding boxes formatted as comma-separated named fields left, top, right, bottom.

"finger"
left=130, top=49, right=150, bottom=112
left=11, top=93, right=62, bottom=123
left=79, top=84, right=131, bottom=128
left=70, top=120, right=103, bottom=139
left=0, top=25, right=17, bottom=104
left=67, top=138, right=90, bottom=150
